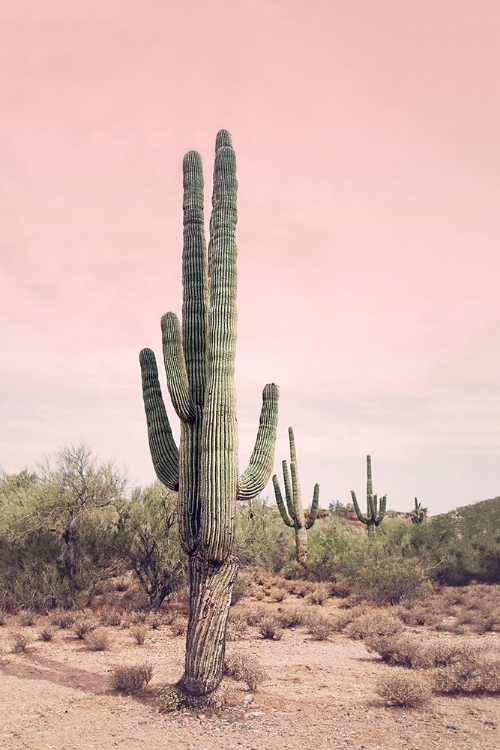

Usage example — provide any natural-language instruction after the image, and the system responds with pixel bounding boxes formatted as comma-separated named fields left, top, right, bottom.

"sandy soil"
left=1, top=598, right=499, bottom=750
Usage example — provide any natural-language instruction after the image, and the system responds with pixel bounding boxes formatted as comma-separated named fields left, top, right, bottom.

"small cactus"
left=272, top=427, right=319, bottom=563
left=351, top=455, right=386, bottom=539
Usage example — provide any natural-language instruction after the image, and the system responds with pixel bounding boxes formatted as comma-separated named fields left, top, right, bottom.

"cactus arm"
left=139, top=348, right=180, bottom=490
left=237, top=383, right=279, bottom=500
left=161, top=313, right=196, bottom=422
left=273, top=475, right=294, bottom=527
left=368, top=494, right=377, bottom=522
left=306, top=483, right=320, bottom=529
left=375, top=494, right=387, bottom=525
left=351, top=491, right=368, bottom=524
left=200, top=136, right=239, bottom=561
left=282, top=460, right=295, bottom=520
left=182, top=150, right=208, bottom=407
left=290, top=461, right=304, bottom=528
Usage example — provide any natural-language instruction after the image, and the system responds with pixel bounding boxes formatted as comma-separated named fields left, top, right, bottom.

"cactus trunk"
left=140, top=131, right=278, bottom=700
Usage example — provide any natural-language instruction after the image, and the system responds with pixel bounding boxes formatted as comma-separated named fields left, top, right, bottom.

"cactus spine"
left=139, top=131, right=279, bottom=699
left=351, top=455, right=386, bottom=539
left=411, top=497, right=426, bottom=524
left=272, top=427, right=319, bottom=563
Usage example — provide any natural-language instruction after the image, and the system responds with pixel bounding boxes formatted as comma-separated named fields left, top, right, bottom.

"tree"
left=117, top=483, right=186, bottom=608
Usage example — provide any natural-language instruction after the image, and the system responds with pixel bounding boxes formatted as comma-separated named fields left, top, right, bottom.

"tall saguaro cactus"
left=272, top=427, right=319, bottom=563
left=351, top=455, right=386, bottom=539
left=139, top=131, right=279, bottom=700
left=411, top=497, right=427, bottom=524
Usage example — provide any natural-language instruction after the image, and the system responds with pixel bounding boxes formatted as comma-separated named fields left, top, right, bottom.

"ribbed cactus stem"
left=272, top=427, right=320, bottom=563
left=351, top=454, right=386, bottom=539
left=140, top=131, right=279, bottom=700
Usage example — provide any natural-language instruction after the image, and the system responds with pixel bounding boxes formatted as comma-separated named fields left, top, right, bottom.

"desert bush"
left=432, top=643, right=500, bottom=694
left=226, top=612, right=249, bottom=641
left=276, top=607, right=307, bottom=629
left=346, top=610, right=403, bottom=641
left=86, top=630, right=110, bottom=651
left=10, top=631, right=30, bottom=653
left=17, top=610, right=36, bottom=627
left=225, top=652, right=267, bottom=692
left=170, top=617, right=187, bottom=636
left=306, top=614, right=334, bottom=641
left=131, top=625, right=147, bottom=645
left=258, top=616, right=284, bottom=640
left=365, top=634, right=420, bottom=667
left=39, top=626, right=55, bottom=642
left=50, top=610, right=76, bottom=630
left=376, top=669, right=431, bottom=707
left=100, top=609, right=122, bottom=627
left=73, top=617, right=97, bottom=640
left=267, top=586, right=286, bottom=602
left=110, top=663, right=153, bottom=694
left=306, top=583, right=331, bottom=606
left=149, top=613, right=162, bottom=630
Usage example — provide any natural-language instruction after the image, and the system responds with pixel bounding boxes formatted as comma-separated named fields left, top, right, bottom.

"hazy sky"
left=1, top=1, right=499, bottom=514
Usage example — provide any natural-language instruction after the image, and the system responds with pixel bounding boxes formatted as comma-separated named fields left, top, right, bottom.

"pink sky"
left=1, top=1, right=499, bottom=513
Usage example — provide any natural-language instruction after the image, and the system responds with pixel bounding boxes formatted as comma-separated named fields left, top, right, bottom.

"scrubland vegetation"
left=1, top=444, right=499, bottom=718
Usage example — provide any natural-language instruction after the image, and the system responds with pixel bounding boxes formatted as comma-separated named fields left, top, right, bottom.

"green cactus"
left=139, top=131, right=279, bottom=699
left=272, top=427, right=319, bottom=563
left=351, top=455, right=386, bottom=539
left=410, top=497, right=427, bottom=524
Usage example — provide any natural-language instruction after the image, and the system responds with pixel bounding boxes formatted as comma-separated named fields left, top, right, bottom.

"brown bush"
left=376, top=670, right=431, bottom=707
left=432, top=644, right=500, bottom=694
left=10, top=631, right=30, bottom=653
left=225, top=652, right=267, bottom=692
left=110, top=663, right=153, bottom=694
left=86, top=630, right=110, bottom=651
left=346, top=610, right=403, bottom=641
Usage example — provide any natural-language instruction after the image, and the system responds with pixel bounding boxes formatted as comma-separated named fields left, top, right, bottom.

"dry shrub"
left=258, top=616, right=284, bottom=640
left=306, top=584, right=330, bottom=606
left=365, top=634, right=420, bottom=668
left=276, top=607, right=307, bottom=629
left=39, top=626, right=55, bottom=642
left=100, top=609, right=122, bottom=627
left=10, top=631, right=30, bottom=653
left=432, top=643, right=500, bottom=694
left=0, top=609, right=7, bottom=626
left=225, top=652, right=267, bottom=692
left=412, top=639, right=475, bottom=669
left=149, top=613, right=163, bottom=630
left=170, top=617, right=187, bottom=636
left=86, top=630, right=109, bottom=651
left=50, top=610, right=75, bottom=630
left=241, top=606, right=266, bottom=627
left=111, top=663, right=153, bottom=694
left=18, top=610, right=36, bottom=627
left=346, top=610, right=403, bottom=641
left=131, top=625, right=147, bottom=645
left=294, top=582, right=314, bottom=599
left=330, top=611, right=356, bottom=632
left=307, top=614, right=334, bottom=641
left=376, top=669, right=431, bottom=707
left=130, top=611, right=148, bottom=625
left=226, top=612, right=248, bottom=641
left=73, top=617, right=97, bottom=640
left=268, top=586, right=286, bottom=602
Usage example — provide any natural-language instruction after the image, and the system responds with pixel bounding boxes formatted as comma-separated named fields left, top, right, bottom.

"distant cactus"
left=410, top=498, right=427, bottom=524
left=272, top=427, right=319, bottom=563
left=351, top=455, right=386, bottom=539
left=139, top=131, right=279, bottom=700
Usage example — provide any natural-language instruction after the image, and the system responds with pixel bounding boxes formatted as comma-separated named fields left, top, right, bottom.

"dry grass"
left=73, top=617, right=97, bottom=640
left=86, top=630, right=110, bottom=651
left=10, top=631, right=30, bottom=653
left=346, top=610, right=403, bottom=641
left=131, top=625, right=147, bottom=645
left=306, top=614, right=334, bottom=641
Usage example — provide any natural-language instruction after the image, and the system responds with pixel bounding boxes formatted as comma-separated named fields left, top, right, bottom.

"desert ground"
left=1, top=589, right=499, bottom=750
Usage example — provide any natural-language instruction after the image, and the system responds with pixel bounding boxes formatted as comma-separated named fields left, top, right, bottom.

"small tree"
left=117, top=483, right=185, bottom=608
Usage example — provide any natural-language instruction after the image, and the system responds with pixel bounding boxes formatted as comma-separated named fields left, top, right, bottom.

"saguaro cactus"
left=139, top=131, right=279, bottom=700
left=351, top=455, right=386, bottom=539
left=410, top=497, right=426, bottom=524
left=272, top=427, right=319, bottom=563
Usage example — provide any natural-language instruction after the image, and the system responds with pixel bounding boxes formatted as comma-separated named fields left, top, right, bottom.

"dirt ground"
left=1, top=597, right=499, bottom=750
